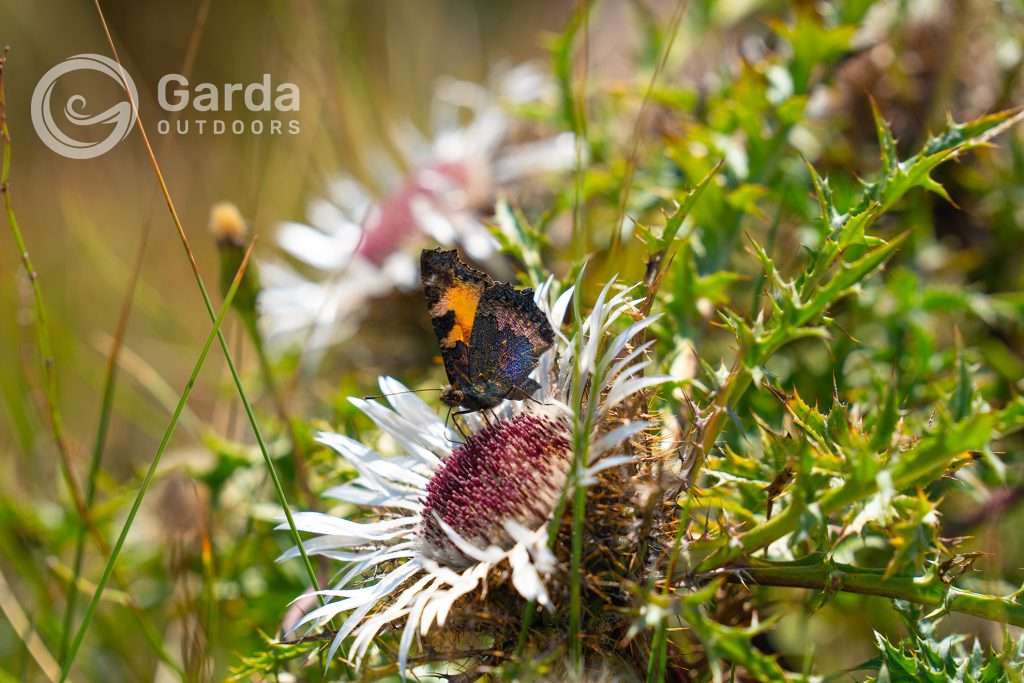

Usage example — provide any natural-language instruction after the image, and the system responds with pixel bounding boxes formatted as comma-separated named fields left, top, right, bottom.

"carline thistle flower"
left=279, top=276, right=670, bottom=675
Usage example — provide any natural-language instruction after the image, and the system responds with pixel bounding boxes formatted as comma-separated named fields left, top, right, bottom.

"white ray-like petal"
left=605, top=375, right=674, bottom=413
left=349, top=397, right=448, bottom=471
left=609, top=358, right=654, bottom=389
left=326, top=177, right=372, bottom=220
left=331, top=568, right=430, bottom=664
left=579, top=279, right=615, bottom=374
left=316, top=432, right=396, bottom=494
left=593, top=421, right=650, bottom=455
left=321, top=483, right=422, bottom=511
left=378, top=377, right=442, bottom=430
left=584, top=455, right=635, bottom=478
left=432, top=513, right=505, bottom=564
left=322, top=426, right=432, bottom=489
left=494, top=132, right=578, bottom=184
left=421, top=562, right=490, bottom=632
left=508, top=542, right=550, bottom=607
left=608, top=340, right=656, bottom=386
left=277, top=221, right=359, bottom=270
left=276, top=535, right=415, bottom=563
left=281, top=512, right=416, bottom=539
left=598, top=315, right=661, bottom=376
left=410, top=194, right=459, bottom=245
left=348, top=572, right=436, bottom=662
left=332, top=547, right=419, bottom=590
left=397, top=584, right=436, bottom=675
left=294, top=559, right=420, bottom=633
left=551, top=285, right=575, bottom=334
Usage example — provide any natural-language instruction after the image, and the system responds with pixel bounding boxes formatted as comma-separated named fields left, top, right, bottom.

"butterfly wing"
left=467, top=283, right=555, bottom=403
left=420, top=248, right=492, bottom=389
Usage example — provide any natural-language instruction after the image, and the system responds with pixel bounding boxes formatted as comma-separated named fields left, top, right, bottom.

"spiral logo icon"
left=31, top=53, right=138, bottom=159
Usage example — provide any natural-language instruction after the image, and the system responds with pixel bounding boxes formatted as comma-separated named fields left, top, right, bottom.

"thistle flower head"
left=279, top=275, right=670, bottom=675
left=419, top=409, right=571, bottom=566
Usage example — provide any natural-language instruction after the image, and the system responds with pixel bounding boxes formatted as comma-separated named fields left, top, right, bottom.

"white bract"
left=279, top=278, right=669, bottom=675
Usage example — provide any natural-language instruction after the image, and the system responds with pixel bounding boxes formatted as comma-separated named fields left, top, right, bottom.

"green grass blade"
left=87, top=0, right=323, bottom=622
left=58, top=227, right=152, bottom=667
left=58, top=243, right=255, bottom=682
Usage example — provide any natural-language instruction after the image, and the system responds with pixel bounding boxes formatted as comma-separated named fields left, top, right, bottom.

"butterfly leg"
left=451, top=408, right=487, bottom=440
left=443, top=406, right=468, bottom=443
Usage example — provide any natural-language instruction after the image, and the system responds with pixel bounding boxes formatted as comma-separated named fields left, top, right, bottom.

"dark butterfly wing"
left=420, top=248, right=492, bottom=388
left=466, top=283, right=555, bottom=403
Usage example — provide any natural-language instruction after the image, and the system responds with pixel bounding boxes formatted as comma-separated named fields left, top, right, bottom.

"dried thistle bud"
left=209, top=201, right=260, bottom=335
left=208, top=201, right=248, bottom=247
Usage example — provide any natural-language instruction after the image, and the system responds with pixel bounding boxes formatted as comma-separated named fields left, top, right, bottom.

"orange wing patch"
left=436, top=281, right=482, bottom=348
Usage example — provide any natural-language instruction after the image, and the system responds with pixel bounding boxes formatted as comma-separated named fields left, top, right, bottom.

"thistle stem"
left=703, top=560, right=1024, bottom=628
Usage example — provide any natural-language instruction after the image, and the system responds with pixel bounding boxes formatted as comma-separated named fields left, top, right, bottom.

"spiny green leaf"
left=678, top=597, right=789, bottom=682
left=871, top=97, right=899, bottom=173
left=827, top=400, right=857, bottom=449
left=922, top=107, right=1024, bottom=157
left=889, top=413, right=996, bottom=490
left=805, top=157, right=839, bottom=230
left=859, top=107, right=1024, bottom=216
left=869, top=629, right=1024, bottom=683
left=785, top=391, right=831, bottom=449
left=994, top=396, right=1024, bottom=437
left=799, top=232, right=908, bottom=327
left=656, top=159, right=723, bottom=249
left=870, top=379, right=901, bottom=452
left=949, top=340, right=974, bottom=422
left=883, top=492, right=939, bottom=579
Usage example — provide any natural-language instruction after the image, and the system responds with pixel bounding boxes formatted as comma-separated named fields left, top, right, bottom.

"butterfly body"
left=421, top=249, right=554, bottom=412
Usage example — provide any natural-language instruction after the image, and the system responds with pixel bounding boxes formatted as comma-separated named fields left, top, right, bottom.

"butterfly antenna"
left=362, top=388, right=443, bottom=401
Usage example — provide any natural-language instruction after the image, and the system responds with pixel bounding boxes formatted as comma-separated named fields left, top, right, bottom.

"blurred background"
left=1, top=0, right=1023, bottom=680
left=0, top=0, right=574, bottom=474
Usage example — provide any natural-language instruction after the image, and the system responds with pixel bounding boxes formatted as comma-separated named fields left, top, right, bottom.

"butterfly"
left=421, top=248, right=554, bottom=413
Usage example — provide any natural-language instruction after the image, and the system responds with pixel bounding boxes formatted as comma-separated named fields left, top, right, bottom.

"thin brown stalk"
left=88, top=0, right=320, bottom=604
left=60, top=1, right=214, bottom=669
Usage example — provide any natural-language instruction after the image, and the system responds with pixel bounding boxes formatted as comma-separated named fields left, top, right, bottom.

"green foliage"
left=228, top=632, right=325, bottom=681
left=4, top=2, right=1024, bottom=682
left=871, top=631, right=1024, bottom=683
